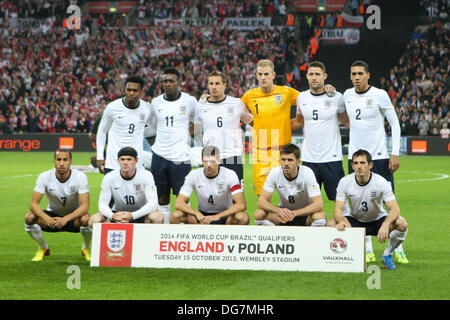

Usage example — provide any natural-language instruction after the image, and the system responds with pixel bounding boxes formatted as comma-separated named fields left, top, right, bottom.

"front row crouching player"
left=327, top=149, right=408, bottom=270
left=254, top=143, right=327, bottom=227
left=25, top=149, right=92, bottom=261
left=89, top=147, right=163, bottom=226
left=170, top=146, right=249, bottom=225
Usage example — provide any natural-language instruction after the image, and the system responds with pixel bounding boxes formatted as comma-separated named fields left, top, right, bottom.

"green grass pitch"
left=0, top=152, right=449, bottom=300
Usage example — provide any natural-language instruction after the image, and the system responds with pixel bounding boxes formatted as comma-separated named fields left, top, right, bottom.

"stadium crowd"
left=0, top=0, right=448, bottom=138
left=0, top=1, right=299, bottom=134
left=137, top=0, right=287, bottom=19
left=381, top=16, right=449, bottom=137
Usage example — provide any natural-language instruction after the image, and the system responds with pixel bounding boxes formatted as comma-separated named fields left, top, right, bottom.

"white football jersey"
left=34, top=168, right=89, bottom=216
left=195, top=96, right=253, bottom=158
left=344, top=86, right=397, bottom=160
left=179, top=167, right=243, bottom=214
left=335, top=172, right=395, bottom=223
left=296, top=90, right=345, bottom=162
left=151, top=92, right=197, bottom=162
left=262, top=165, right=321, bottom=210
left=96, top=98, right=153, bottom=170
left=99, top=168, right=158, bottom=220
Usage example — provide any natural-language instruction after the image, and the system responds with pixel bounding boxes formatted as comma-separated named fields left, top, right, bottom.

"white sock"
left=254, top=219, right=275, bottom=226
left=383, top=229, right=408, bottom=256
left=365, top=236, right=373, bottom=254
left=159, top=204, right=171, bottom=224
left=25, top=224, right=48, bottom=249
left=80, top=226, right=92, bottom=250
left=311, top=218, right=326, bottom=227
left=394, top=243, right=404, bottom=253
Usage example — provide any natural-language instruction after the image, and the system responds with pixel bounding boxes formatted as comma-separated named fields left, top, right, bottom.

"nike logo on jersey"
left=114, top=186, right=121, bottom=189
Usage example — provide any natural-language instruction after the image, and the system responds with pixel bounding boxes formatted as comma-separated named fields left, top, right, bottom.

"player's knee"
left=326, top=218, right=337, bottom=227
left=395, top=216, right=408, bottom=231
left=25, top=212, right=37, bottom=225
left=80, top=214, right=90, bottom=227
left=311, top=211, right=327, bottom=221
left=148, top=211, right=164, bottom=224
left=232, top=212, right=249, bottom=225
left=254, top=209, right=267, bottom=220
left=169, top=211, right=184, bottom=224
left=88, top=213, right=104, bottom=228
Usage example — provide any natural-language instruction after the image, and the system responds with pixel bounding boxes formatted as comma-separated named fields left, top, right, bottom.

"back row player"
left=96, top=70, right=251, bottom=224
left=296, top=60, right=406, bottom=264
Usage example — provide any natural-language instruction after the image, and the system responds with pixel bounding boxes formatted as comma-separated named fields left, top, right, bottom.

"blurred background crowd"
left=0, top=0, right=448, bottom=138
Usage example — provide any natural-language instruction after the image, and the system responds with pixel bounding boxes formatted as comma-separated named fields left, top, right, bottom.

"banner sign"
left=0, top=134, right=94, bottom=152
left=9, top=18, right=46, bottom=28
left=149, top=47, right=176, bottom=57
left=408, top=136, right=450, bottom=156
left=91, top=224, right=366, bottom=273
left=222, top=18, right=272, bottom=30
left=316, top=28, right=360, bottom=45
left=341, top=13, right=364, bottom=27
left=184, top=17, right=222, bottom=27
left=154, top=18, right=183, bottom=27
left=387, top=136, right=408, bottom=156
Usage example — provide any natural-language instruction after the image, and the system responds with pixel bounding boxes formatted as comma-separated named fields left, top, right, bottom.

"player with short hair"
left=241, top=59, right=301, bottom=197
left=89, top=147, right=163, bottom=225
left=96, top=75, right=153, bottom=174
left=344, top=60, right=407, bottom=263
left=25, top=149, right=91, bottom=261
left=327, top=149, right=408, bottom=270
left=254, top=143, right=327, bottom=227
left=194, top=71, right=253, bottom=185
left=295, top=61, right=349, bottom=204
left=241, top=59, right=335, bottom=228
left=170, top=146, right=249, bottom=225
left=150, top=68, right=198, bottom=224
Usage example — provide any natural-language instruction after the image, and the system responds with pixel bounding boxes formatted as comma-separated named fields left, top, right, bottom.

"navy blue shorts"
left=280, top=215, right=308, bottom=227
left=40, top=210, right=80, bottom=233
left=220, top=156, right=244, bottom=185
left=151, top=152, right=191, bottom=197
left=109, top=211, right=147, bottom=224
left=199, top=211, right=227, bottom=225
left=348, top=158, right=395, bottom=192
left=302, top=160, right=345, bottom=201
left=345, top=216, right=387, bottom=236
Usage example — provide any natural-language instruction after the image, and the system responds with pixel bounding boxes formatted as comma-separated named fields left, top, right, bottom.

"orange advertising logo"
left=411, top=140, right=427, bottom=153
left=59, top=137, right=74, bottom=149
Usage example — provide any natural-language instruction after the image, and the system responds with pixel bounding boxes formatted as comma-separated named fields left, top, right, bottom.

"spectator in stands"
left=27, top=110, right=40, bottom=133
left=0, top=113, right=9, bottom=133
left=399, top=114, right=408, bottom=136
left=411, top=27, right=422, bottom=41
left=429, top=113, right=442, bottom=136
left=54, top=115, right=67, bottom=133
left=417, top=114, right=430, bottom=136
left=405, top=117, right=419, bottom=136
left=440, top=123, right=449, bottom=138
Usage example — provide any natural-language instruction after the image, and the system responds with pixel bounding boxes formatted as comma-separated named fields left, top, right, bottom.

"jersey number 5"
left=312, top=110, right=318, bottom=120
